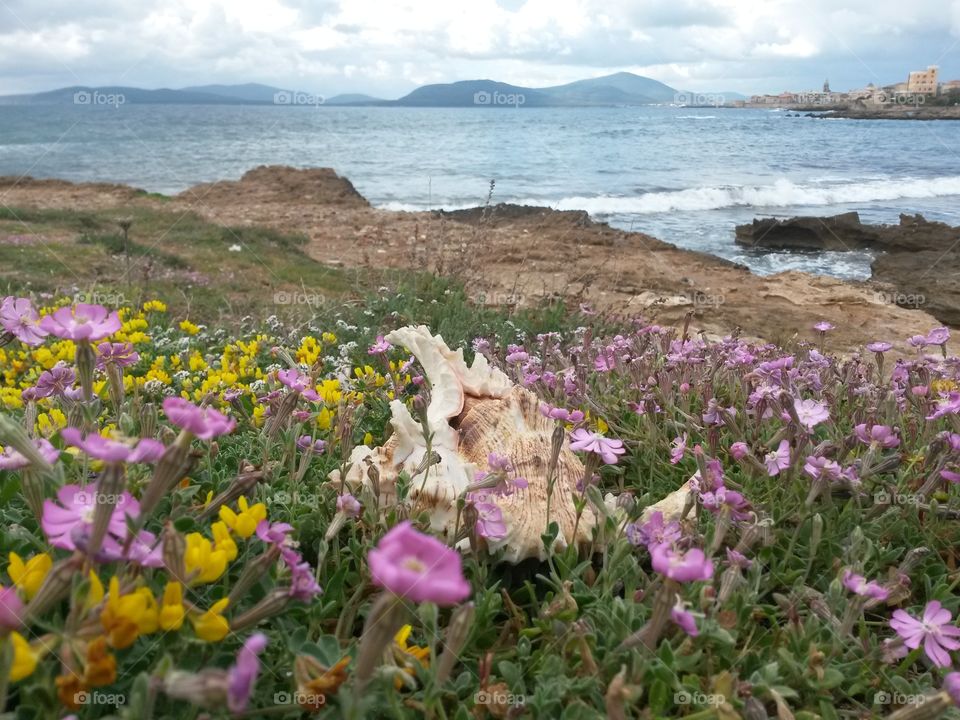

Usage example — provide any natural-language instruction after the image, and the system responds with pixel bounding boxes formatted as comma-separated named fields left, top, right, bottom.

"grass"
left=0, top=205, right=357, bottom=321
left=3, top=208, right=960, bottom=719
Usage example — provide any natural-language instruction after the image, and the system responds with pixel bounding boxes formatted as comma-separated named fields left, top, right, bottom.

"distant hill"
left=540, top=72, right=678, bottom=105
left=325, top=93, right=383, bottom=105
left=0, top=85, right=261, bottom=106
left=180, top=83, right=289, bottom=103
left=394, top=80, right=551, bottom=107
left=1, top=73, right=746, bottom=108
left=393, top=73, right=680, bottom=107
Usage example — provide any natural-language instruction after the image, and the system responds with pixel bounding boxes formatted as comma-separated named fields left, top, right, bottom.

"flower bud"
left=162, top=669, right=228, bottom=709
left=227, top=546, right=281, bottom=607
left=354, top=592, right=409, bottom=692
left=162, top=522, right=186, bottom=583
left=229, top=587, right=290, bottom=631
left=139, top=402, right=157, bottom=439
left=76, top=340, right=96, bottom=403
left=87, top=464, right=126, bottom=558
left=138, top=434, right=195, bottom=520
left=0, top=415, right=53, bottom=473
left=436, top=602, right=475, bottom=684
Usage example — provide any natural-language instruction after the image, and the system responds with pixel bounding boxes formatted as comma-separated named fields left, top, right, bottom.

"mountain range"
left=0, top=73, right=746, bottom=108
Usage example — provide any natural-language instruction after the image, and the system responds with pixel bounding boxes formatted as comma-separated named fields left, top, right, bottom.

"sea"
left=2, top=103, right=960, bottom=280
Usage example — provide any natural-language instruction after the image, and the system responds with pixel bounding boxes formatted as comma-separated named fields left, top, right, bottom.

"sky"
left=1, top=0, right=960, bottom=97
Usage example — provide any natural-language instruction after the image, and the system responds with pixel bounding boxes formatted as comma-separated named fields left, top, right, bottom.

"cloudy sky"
left=1, top=0, right=959, bottom=97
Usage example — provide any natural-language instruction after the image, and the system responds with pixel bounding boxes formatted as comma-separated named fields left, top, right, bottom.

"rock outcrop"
left=1, top=168, right=946, bottom=354
left=737, top=212, right=960, bottom=326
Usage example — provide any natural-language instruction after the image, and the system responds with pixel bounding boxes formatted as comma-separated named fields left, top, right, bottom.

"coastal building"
left=907, top=65, right=939, bottom=94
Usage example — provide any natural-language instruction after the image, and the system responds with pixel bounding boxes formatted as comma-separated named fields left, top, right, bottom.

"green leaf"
left=648, top=679, right=670, bottom=715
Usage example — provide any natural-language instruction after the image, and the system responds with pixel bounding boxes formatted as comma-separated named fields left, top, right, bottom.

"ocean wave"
left=676, top=115, right=717, bottom=120
left=520, top=176, right=960, bottom=215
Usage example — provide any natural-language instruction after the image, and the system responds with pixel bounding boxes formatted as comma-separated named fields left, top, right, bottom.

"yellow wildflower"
left=142, top=300, right=167, bottom=313
left=184, top=532, right=228, bottom=585
left=100, top=577, right=159, bottom=649
left=9, top=631, right=38, bottom=682
left=392, top=625, right=430, bottom=689
left=179, top=319, right=200, bottom=336
left=8, top=551, right=52, bottom=599
left=84, top=636, right=117, bottom=687
left=191, top=598, right=230, bottom=642
left=158, top=581, right=186, bottom=631
left=35, top=408, right=67, bottom=437
left=218, top=496, right=267, bottom=539
left=211, top=521, right=238, bottom=561
left=85, top=571, right=105, bottom=612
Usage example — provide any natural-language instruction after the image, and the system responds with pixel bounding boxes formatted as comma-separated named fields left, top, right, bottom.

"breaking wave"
left=522, top=176, right=960, bottom=215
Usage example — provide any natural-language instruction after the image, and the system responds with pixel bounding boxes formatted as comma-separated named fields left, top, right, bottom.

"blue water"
left=2, top=104, right=960, bottom=280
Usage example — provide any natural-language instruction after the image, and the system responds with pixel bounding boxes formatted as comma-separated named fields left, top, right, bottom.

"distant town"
left=741, top=65, right=959, bottom=108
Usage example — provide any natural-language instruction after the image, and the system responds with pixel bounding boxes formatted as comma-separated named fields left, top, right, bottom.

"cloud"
left=0, top=0, right=956, bottom=96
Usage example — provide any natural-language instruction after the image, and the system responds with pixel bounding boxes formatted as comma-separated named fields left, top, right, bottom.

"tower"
left=823, top=79, right=830, bottom=93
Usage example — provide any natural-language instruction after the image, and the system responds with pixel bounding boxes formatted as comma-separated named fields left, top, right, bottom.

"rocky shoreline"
left=795, top=105, right=960, bottom=120
left=736, top=212, right=960, bottom=325
left=0, top=165, right=947, bottom=354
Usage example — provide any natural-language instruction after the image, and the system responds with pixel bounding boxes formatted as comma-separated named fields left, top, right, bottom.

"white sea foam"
left=514, top=176, right=960, bottom=215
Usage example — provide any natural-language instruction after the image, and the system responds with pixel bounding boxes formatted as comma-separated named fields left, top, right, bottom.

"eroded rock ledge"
left=737, top=212, right=960, bottom=325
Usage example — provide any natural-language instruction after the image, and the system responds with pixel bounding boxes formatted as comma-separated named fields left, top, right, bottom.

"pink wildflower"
left=764, top=440, right=791, bottom=476
left=227, top=633, right=268, bottom=713
left=41, top=483, right=139, bottom=551
left=651, top=544, right=714, bottom=583
left=367, top=521, right=471, bottom=605
left=889, top=600, right=960, bottom=668
left=569, top=428, right=625, bottom=465
left=842, top=570, right=889, bottom=600
left=38, top=303, right=120, bottom=341
left=163, top=397, right=237, bottom=440
left=794, top=398, right=830, bottom=431
left=0, top=297, right=47, bottom=346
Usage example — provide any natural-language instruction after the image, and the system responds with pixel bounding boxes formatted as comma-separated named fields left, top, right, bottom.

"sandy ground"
left=0, top=165, right=944, bottom=353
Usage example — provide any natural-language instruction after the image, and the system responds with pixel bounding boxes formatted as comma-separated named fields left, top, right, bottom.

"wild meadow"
left=2, top=277, right=960, bottom=720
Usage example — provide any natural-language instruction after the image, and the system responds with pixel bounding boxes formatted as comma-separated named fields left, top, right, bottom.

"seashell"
left=331, top=325, right=689, bottom=562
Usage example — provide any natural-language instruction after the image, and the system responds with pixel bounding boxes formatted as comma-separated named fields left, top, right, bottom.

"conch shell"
left=331, top=326, right=688, bottom=563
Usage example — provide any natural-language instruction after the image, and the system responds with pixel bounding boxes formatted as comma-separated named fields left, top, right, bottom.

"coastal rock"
left=734, top=212, right=879, bottom=251
left=178, top=165, right=369, bottom=208
left=737, top=212, right=960, bottom=325
left=1, top=167, right=945, bottom=355
left=434, top=203, right=594, bottom=228
left=735, top=212, right=957, bottom=253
